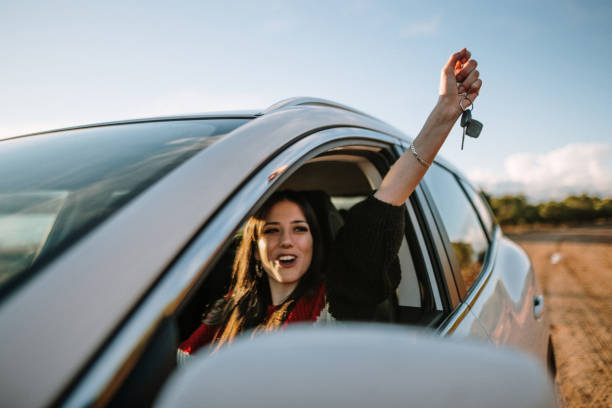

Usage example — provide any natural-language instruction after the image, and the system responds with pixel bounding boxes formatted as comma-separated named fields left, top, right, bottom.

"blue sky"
left=1, top=0, right=611, bottom=201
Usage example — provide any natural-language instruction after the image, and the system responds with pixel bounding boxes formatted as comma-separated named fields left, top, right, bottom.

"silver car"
left=0, top=98, right=554, bottom=406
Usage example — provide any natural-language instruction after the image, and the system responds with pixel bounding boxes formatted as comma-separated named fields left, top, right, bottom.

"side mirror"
left=156, top=324, right=555, bottom=408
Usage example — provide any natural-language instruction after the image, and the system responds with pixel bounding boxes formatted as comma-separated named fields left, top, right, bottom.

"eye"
left=263, top=227, right=279, bottom=234
left=294, top=225, right=309, bottom=233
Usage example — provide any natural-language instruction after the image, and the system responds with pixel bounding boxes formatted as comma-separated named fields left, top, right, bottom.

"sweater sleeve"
left=178, top=321, right=220, bottom=356
left=326, top=194, right=405, bottom=320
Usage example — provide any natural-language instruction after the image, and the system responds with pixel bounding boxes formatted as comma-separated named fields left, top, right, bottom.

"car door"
left=457, top=178, right=550, bottom=361
left=417, top=161, right=549, bottom=360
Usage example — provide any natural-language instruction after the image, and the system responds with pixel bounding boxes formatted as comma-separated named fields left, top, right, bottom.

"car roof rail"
left=260, top=97, right=379, bottom=121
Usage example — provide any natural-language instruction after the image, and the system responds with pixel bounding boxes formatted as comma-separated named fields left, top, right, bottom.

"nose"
left=279, top=229, right=293, bottom=248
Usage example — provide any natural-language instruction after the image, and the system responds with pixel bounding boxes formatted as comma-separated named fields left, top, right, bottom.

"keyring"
left=459, top=94, right=473, bottom=111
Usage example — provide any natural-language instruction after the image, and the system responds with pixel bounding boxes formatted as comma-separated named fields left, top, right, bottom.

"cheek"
left=256, top=238, right=270, bottom=261
left=302, top=235, right=314, bottom=259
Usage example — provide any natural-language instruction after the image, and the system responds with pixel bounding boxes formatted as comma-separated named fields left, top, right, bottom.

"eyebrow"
left=264, top=220, right=308, bottom=226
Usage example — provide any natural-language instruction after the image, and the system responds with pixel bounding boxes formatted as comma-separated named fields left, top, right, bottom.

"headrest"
left=300, top=190, right=344, bottom=250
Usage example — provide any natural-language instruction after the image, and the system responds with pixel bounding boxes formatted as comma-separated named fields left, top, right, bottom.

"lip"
left=276, top=253, right=297, bottom=260
left=276, top=254, right=298, bottom=268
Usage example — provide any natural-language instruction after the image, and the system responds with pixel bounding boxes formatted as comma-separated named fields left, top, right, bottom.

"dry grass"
left=509, top=225, right=612, bottom=407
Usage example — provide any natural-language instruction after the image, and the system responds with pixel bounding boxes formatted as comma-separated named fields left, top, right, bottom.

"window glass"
left=459, top=179, right=495, bottom=236
left=423, top=164, right=489, bottom=290
left=0, top=119, right=249, bottom=295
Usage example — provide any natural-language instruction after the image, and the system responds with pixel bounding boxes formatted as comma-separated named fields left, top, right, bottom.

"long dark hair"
left=207, top=190, right=325, bottom=347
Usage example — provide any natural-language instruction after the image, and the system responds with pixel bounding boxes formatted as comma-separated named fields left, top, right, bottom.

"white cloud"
left=469, top=143, right=612, bottom=201
left=399, top=15, right=441, bottom=38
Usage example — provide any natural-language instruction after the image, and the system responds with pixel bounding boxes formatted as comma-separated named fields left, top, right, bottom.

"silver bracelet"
left=410, top=142, right=431, bottom=168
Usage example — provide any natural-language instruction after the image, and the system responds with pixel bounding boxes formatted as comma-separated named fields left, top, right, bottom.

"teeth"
left=279, top=255, right=296, bottom=261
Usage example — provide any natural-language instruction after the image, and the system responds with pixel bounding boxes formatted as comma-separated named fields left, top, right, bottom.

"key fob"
left=466, top=119, right=483, bottom=138
left=460, top=109, right=472, bottom=128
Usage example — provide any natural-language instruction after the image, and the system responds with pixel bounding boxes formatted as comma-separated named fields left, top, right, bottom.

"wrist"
left=434, top=96, right=462, bottom=125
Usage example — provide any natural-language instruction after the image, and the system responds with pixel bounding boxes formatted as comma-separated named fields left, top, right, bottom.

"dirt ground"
left=507, top=224, right=612, bottom=407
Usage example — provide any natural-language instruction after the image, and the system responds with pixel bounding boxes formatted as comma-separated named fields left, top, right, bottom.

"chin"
left=276, top=269, right=307, bottom=284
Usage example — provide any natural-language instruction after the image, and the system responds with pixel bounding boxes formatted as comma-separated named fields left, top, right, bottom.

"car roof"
left=263, top=98, right=463, bottom=179
left=2, top=95, right=467, bottom=180
left=4, top=97, right=466, bottom=185
left=3, top=97, right=401, bottom=140
left=2, top=111, right=259, bottom=141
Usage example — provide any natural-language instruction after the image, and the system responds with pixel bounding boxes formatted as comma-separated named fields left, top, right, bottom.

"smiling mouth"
left=278, top=255, right=297, bottom=268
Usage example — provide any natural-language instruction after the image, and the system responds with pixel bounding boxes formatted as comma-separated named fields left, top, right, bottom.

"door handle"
left=533, top=295, right=544, bottom=320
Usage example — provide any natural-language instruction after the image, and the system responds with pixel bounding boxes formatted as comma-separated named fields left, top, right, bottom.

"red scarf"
left=179, top=282, right=326, bottom=356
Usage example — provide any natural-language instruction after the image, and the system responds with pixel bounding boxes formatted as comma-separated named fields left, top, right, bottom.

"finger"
left=452, top=49, right=472, bottom=73
left=455, top=59, right=477, bottom=82
left=460, top=49, right=471, bottom=64
left=443, top=48, right=467, bottom=74
left=461, top=69, right=480, bottom=92
left=466, top=79, right=483, bottom=101
left=455, top=59, right=477, bottom=80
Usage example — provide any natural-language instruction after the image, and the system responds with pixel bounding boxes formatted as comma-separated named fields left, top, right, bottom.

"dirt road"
left=508, top=225, right=612, bottom=407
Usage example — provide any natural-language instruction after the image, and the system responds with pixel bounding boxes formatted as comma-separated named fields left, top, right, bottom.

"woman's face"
left=256, top=200, right=313, bottom=286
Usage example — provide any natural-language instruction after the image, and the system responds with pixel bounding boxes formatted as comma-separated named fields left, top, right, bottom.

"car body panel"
left=467, top=231, right=550, bottom=363
left=418, top=162, right=550, bottom=363
left=438, top=303, right=491, bottom=342
left=0, top=100, right=552, bottom=407
left=156, top=325, right=556, bottom=408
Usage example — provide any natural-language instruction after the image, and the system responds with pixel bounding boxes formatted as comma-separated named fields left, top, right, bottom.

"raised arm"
left=374, top=48, right=482, bottom=205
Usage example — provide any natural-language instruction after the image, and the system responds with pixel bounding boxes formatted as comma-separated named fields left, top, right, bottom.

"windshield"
left=0, top=118, right=249, bottom=295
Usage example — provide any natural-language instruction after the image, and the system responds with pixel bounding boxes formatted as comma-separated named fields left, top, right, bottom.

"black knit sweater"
left=326, top=194, right=405, bottom=321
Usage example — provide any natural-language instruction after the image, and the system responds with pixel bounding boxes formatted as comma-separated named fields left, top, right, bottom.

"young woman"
left=178, top=48, right=482, bottom=360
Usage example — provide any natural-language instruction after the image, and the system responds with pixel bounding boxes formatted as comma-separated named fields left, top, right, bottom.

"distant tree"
left=561, top=194, right=592, bottom=222
left=539, top=202, right=567, bottom=223
left=595, top=198, right=612, bottom=218
left=451, top=241, right=474, bottom=269
left=489, top=195, right=524, bottom=224
left=488, top=195, right=542, bottom=224
left=485, top=193, right=611, bottom=225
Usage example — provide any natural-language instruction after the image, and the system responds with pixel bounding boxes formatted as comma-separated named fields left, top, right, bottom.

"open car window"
left=176, top=143, right=437, bottom=344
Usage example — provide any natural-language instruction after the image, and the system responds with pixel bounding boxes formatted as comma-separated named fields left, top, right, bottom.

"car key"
left=466, top=118, right=483, bottom=138
left=460, top=108, right=471, bottom=150
left=460, top=108, right=472, bottom=128
left=458, top=93, right=483, bottom=149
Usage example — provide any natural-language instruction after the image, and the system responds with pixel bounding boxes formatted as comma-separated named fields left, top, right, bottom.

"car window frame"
left=453, top=177, right=502, bottom=312
left=457, top=177, right=497, bottom=240
left=454, top=176, right=499, bottom=302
